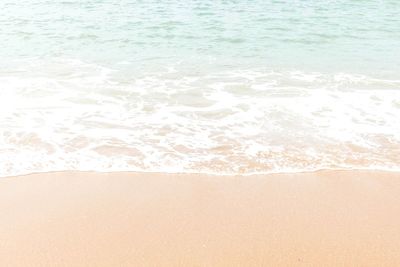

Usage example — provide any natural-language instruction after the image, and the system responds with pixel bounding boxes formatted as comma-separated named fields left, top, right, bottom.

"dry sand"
left=1, top=170, right=400, bottom=266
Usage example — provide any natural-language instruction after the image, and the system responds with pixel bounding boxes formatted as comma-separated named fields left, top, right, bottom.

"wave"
left=1, top=58, right=400, bottom=177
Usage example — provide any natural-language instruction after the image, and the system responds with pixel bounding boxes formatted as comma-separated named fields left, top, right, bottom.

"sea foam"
left=1, top=58, right=399, bottom=177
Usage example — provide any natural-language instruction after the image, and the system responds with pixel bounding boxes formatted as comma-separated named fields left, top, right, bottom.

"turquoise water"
left=1, top=0, right=400, bottom=176
left=1, top=0, right=400, bottom=73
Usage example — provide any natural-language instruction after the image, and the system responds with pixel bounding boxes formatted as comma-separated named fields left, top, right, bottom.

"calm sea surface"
left=1, top=0, right=400, bottom=176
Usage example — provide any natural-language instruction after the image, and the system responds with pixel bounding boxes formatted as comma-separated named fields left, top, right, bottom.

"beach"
left=1, top=170, right=400, bottom=266
left=1, top=0, right=400, bottom=266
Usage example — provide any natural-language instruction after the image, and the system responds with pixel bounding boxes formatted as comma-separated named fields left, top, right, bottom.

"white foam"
left=1, top=58, right=400, bottom=177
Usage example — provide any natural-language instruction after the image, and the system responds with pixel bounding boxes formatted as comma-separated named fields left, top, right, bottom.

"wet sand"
left=1, top=170, right=400, bottom=266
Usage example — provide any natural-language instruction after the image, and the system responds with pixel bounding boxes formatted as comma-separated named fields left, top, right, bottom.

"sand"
left=1, top=170, right=400, bottom=266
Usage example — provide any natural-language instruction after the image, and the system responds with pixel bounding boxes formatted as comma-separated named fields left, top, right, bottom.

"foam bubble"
left=1, top=58, right=400, bottom=177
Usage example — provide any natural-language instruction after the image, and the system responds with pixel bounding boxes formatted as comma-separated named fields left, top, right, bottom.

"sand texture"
left=1, top=170, right=400, bottom=266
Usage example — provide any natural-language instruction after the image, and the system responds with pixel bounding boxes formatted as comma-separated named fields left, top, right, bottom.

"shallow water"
left=1, top=0, right=400, bottom=176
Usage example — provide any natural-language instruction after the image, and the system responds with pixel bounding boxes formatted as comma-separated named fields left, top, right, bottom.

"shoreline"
left=1, top=170, right=400, bottom=266
left=3, top=166, right=400, bottom=179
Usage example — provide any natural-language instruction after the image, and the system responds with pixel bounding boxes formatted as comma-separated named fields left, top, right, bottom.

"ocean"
left=1, top=0, right=399, bottom=176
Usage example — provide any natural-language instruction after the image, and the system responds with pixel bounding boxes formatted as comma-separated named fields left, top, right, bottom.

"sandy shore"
left=1, top=170, right=400, bottom=266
